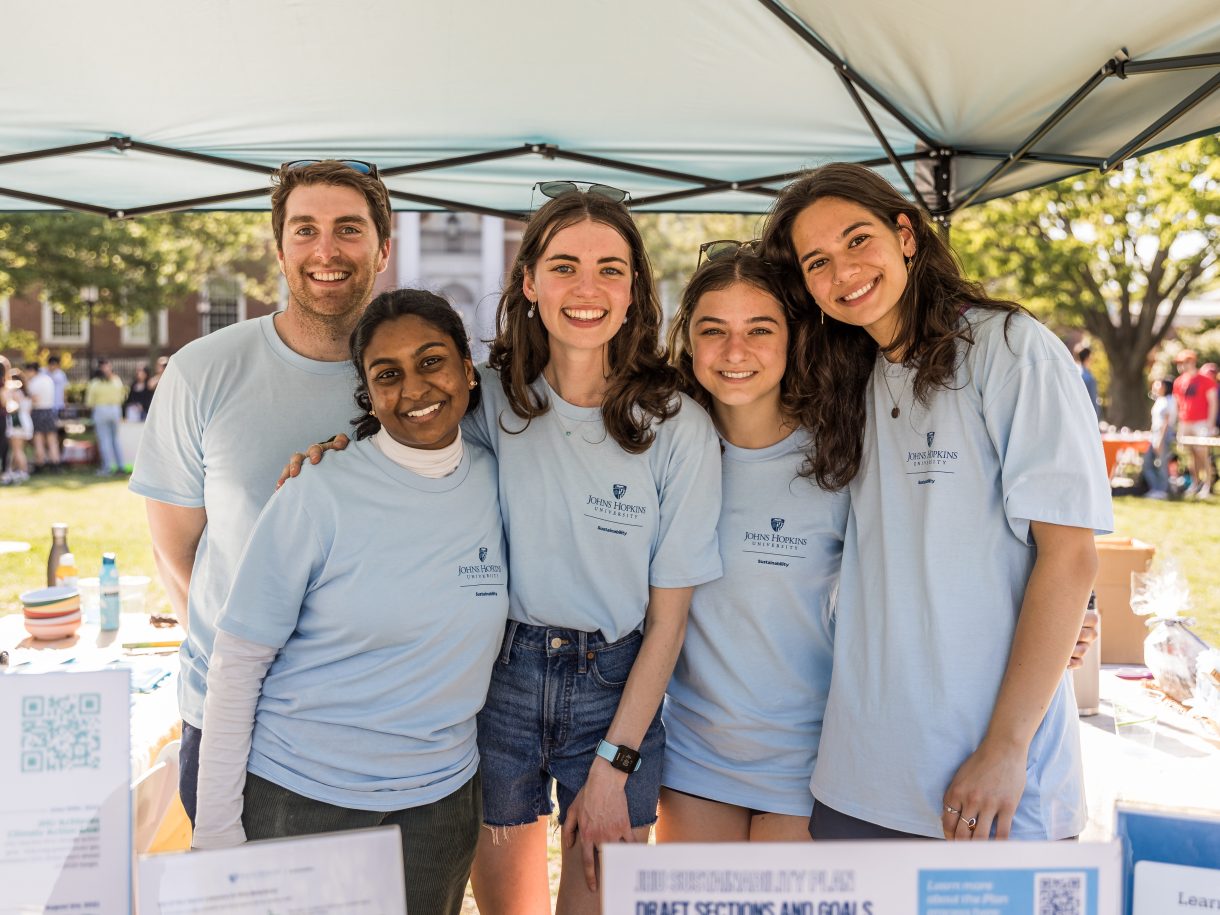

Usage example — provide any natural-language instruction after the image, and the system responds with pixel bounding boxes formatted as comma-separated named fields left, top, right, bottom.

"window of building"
left=199, top=275, right=246, bottom=335
left=119, top=310, right=170, bottom=347
left=41, top=301, right=90, bottom=345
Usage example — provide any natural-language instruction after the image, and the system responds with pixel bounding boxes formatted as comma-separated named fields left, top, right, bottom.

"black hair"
left=348, top=288, right=481, bottom=440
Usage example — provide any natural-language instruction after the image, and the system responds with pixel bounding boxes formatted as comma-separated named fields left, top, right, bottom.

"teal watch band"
left=596, top=739, right=642, bottom=773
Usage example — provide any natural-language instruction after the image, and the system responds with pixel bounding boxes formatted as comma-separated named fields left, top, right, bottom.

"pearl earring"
left=527, top=300, right=536, bottom=318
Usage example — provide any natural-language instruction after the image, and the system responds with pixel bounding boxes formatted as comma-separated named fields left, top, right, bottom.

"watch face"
left=614, top=747, right=639, bottom=770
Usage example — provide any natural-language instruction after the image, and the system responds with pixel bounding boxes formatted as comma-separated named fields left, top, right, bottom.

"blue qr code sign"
left=21, top=692, right=103, bottom=773
left=1037, top=871, right=1086, bottom=915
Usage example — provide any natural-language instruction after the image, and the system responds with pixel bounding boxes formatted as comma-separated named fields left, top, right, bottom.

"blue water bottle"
left=100, top=553, right=121, bottom=631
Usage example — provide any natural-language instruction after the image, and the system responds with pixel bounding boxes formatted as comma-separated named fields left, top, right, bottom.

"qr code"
left=20, top=692, right=103, bottom=772
left=1036, top=871, right=1086, bottom=915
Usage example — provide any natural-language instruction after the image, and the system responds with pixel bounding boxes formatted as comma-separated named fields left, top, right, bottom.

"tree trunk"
left=1109, top=366, right=1152, bottom=431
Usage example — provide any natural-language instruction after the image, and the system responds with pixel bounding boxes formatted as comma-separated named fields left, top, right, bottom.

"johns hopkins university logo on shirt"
left=458, top=547, right=505, bottom=592
left=742, top=516, right=807, bottom=567
left=906, top=428, right=959, bottom=482
left=585, top=482, right=648, bottom=535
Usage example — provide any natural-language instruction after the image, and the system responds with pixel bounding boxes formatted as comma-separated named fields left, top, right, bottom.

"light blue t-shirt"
left=129, top=315, right=358, bottom=727
left=812, top=309, right=1114, bottom=839
left=217, top=438, right=508, bottom=811
left=663, top=429, right=847, bottom=816
left=463, top=365, right=723, bottom=641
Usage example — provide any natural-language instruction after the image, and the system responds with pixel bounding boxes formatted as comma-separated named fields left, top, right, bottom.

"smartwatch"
left=596, top=739, right=642, bottom=773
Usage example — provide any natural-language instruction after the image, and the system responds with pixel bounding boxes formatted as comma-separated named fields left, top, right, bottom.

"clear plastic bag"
left=1143, top=617, right=1209, bottom=704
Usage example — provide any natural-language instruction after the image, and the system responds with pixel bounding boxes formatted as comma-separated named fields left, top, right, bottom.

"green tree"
left=953, top=135, right=1220, bottom=428
left=636, top=213, right=765, bottom=317
left=0, top=212, right=277, bottom=356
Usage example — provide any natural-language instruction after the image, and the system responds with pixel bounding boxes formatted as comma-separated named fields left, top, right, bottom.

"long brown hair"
left=760, top=163, right=1023, bottom=490
left=665, top=248, right=807, bottom=434
left=488, top=191, right=679, bottom=452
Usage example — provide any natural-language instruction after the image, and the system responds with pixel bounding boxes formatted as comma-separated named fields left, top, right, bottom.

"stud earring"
left=468, top=378, right=477, bottom=389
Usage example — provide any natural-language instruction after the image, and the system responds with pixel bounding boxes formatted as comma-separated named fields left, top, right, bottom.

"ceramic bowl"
left=23, top=597, right=81, bottom=619
left=23, top=616, right=81, bottom=640
left=19, top=585, right=79, bottom=608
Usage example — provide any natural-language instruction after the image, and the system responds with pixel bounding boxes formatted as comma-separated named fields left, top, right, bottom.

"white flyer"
left=137, top=825, right=407, bottom=914
left=602, top=840, right=1122, bottom=915
left=0, top=667, right=132, bottom=915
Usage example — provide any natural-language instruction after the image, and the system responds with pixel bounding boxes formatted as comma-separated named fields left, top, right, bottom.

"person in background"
left=86, top=358, right=127, bottom=475
left=124, top=364, right=154, bottom=421
left=24, top=361, right=61, bottom=473
left=46, top=355, right=68, bottom=415
left=148, top=354, right=170, bottom=393
left=1172, top=349, right=1217, bottom=500
left=4, top=369, right=34, bottom=484
left=1140, top=378, right=1177, bottom=499
left=0, top=356, right=10, bottom=482
left=1074, top=344, right=1101, bottom=421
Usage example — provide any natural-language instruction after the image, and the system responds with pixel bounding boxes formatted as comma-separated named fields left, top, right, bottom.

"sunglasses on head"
left=280, top=159, right=380, bottom=179
left=696, top=238, right=760, bottom=269
left=534, top=180, right=630, bottom=204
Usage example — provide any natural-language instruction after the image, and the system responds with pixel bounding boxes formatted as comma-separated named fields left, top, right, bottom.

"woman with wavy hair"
left=759, top=163, right=1111, bottom=842
left=465, top=187, right=721, bottom=913
left=657, top=244, right=846, bottom=843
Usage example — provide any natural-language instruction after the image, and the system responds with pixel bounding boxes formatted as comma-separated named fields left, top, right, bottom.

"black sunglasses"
left=697, top=238, right=760, bottom=269
left=534, top=180, right=630, bottom=204
left=280, top=159, right=380, bottom=179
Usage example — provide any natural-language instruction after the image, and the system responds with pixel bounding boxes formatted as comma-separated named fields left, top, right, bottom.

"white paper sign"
left=137, top=826, right=407, bottom=914
left=602, top=840, right=1122, bottom=915
left=1133, top=861, right=1220, bottom=913
left=0, top=668, right=132, bottom=915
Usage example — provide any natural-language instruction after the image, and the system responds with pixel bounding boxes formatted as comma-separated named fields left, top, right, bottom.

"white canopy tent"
left=2, top=0, right=1218, bottom=220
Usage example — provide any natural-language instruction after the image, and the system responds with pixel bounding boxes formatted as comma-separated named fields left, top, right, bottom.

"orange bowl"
left=24, top=617, right=81, bottom=641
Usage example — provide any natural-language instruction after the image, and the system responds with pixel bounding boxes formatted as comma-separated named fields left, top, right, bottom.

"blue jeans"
left=1140, top=437, right=1172, bottom=494
left=92, top=404, right=122, bottom=472
left=476, top=621, right=664, bottom=827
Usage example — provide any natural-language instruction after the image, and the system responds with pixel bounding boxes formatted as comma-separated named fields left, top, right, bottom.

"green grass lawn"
left=1, top=470, right=169, bottom=617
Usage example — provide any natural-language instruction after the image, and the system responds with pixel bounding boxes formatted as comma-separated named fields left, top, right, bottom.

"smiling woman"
left=191, top=289, right=505, bottom=915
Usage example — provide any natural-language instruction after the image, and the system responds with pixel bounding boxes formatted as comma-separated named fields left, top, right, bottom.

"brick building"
left=1, top=212, right=522, bottom=385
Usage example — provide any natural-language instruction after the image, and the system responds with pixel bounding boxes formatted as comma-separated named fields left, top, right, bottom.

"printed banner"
left=0, top=668, right=132, bottom=915
left=602, top=840, right=1121, bottom=915
left=138, top=825, right=407, bottom=914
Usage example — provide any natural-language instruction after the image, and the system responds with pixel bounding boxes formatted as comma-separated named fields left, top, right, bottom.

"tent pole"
left=954, top=55, right=1121, bottom=211
left=753, top=0, right=938, bottom=150
left=836, top=70, right=931, bottom=215
left=1101, top=71, right=1220, bottom=171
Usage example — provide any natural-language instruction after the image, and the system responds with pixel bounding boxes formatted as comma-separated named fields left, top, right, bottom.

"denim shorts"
left=477, top=620, right=664, bottom=828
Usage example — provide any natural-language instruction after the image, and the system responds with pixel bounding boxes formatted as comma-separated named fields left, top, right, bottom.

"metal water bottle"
left=100, top=553, right=121, bottom=631
left=46, top=523, right=70, bottom=587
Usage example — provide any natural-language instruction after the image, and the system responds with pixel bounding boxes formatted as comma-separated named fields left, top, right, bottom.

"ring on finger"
left=963, top=815, right=977, bottom=831
left=944, top=804, right=960, bottom=816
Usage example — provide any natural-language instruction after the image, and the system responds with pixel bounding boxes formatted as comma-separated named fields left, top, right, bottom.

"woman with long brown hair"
left=760, top=163, right=1111, bottom=842
left=466, top=186, right=722, bottom=913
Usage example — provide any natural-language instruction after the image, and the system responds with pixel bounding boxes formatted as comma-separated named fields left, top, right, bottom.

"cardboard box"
left=1094, top=536, right=1156, bottom=664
